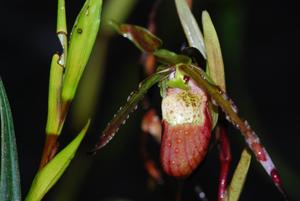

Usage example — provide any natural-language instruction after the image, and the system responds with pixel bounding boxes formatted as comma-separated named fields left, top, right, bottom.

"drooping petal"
left=178, top=64, right=287, bottom=199
left=91, top=68, right=173, bottom=153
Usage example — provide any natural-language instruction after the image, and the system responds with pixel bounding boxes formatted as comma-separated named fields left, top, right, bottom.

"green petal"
left=0, top=78, right=22, bottom=201
left=25, top=120, right=90, bottom=201
left=91, top=68, right=172, bottom=152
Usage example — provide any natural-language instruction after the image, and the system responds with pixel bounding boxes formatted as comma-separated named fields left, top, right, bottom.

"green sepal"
left=175, top=0, right=206, bottom=58
left=202, top=11, right=226, bottom=91
left=153, top=49, right=191, bottom=65
left=62, top=0, right=103, bottom=102
left=0, top=79, right=22, bottom=201
left=205, top=62, right=219, bottom=129
left=25, top=120, right=90, bottom=201
left=202, top=11, right=227, bottom=127
left=109, top=21, right=162, bottom=52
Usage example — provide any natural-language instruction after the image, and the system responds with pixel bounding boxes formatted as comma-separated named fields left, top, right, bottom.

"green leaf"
left=202, top=11, right=226, bottom=91
left=227, top=149, right=251, bottom=201
left=0, top=78, right=22, bottom=201
left=110, top=21, right=162, bottom=52
left=45, top=54, right=64, bottom=136
left=91, top=68, right=173, bottom=152
left=25, top=120, right=90, bottom=201
left=62, top=0, right=103, bottom=102
left=153, top=49, right=191, bottom=65
left=175, top=0, right=206, bottom=58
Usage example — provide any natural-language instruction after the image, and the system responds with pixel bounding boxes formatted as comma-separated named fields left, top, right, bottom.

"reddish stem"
left=39, top=100, right=70, bottom=168
left=216, top=122, right=231, bottom=201
left=186, top=0, right=193, bottom=9
left=140, top=0, right=162, bottom=76
left=138, top=1, right=164, bottom=184
left=147, top=0, right=161, bottom=34
left=39, top=134, right=59, bottom=169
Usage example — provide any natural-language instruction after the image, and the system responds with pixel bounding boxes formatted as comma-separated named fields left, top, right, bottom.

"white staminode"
left=162, top=88, right=206, bottom=126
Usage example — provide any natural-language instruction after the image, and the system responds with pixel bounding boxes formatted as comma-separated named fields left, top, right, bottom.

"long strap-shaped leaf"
left=25, top=120, right=90, bottom=201
left=178, top=64, right=287, bottom=199
left=91, top=68, right=173, bottom=153
left=0, top=78, right=21, bottom=201
left=227, top=149, right=251, bottom=201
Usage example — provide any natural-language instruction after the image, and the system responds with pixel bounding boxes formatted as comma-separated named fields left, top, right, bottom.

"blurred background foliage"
left=1, top=0, right=300, bottom=200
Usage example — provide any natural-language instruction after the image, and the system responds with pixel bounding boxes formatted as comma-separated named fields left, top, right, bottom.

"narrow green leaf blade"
left=62, top=0, right=103, bottom=102
left=0, top=78, right=22, bottom=201
left=25, top=120, right=90, bottom=201
left=202, top=11, right=226, bottom=91
left=110, top=21, right=162, bottom=52
left=91, top=68, right=172, bottom=152
left=175, top=0, right=206, bottom=58
left=228, top=149, right=251, bottom=201
left=45, top=54, right=64, bottom=136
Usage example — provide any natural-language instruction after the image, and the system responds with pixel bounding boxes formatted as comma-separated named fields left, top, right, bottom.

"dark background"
left=1, top=0, right=300, bottom=201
